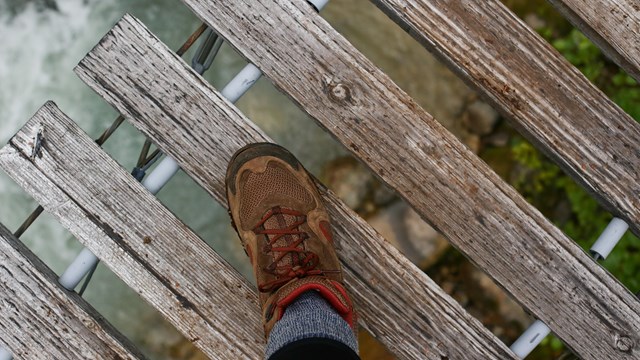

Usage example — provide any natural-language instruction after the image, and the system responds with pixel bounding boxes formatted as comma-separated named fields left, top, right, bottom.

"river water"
left=0, top=0, right=476, bottom=358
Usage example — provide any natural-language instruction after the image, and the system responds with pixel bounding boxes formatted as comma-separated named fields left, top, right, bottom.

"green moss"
left=551, top=30, right=605, bottom=83
left=500, top=0, right=571, bottom=33
left=545, top=28, right=640, bottom=121
left=510, top=136, right=640, bottom=291
left=610, top=72, right=640, bottom=120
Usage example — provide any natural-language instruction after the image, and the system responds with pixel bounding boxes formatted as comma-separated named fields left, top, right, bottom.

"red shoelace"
left=253, top=207, right=323, bottom=292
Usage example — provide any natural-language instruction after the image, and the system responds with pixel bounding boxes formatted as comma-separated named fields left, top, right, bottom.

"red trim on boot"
left=275, top=282, right=354, bottom=328
left=319, top=220, right=334, bottom=244
left=330, top=281, right=355, bottom=329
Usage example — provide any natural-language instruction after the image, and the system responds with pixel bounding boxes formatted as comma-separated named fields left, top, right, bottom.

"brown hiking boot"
left=225, top=143, right=356, bottom=339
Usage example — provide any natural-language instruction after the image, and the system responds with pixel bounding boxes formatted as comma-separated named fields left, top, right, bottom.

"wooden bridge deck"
left=1, top=0, right=639, bottom=359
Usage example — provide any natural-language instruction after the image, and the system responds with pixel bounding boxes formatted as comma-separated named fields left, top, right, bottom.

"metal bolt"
left=331, top=84, right=348, bottom=99
left=615, top=334, right=634, bottom=352
left=326, top=81, right=352, bottom=104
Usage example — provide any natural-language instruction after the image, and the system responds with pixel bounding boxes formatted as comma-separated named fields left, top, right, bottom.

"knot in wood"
left=328, top=82, right=352, bottom=104
left=82, top=318, right=97, bottom=331
left=615, top=334, right=634, bottom=352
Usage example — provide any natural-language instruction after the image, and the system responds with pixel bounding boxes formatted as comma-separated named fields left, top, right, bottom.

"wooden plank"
left=548, top=0, right=640, bottom=83
left=0, top=222, right=144, bottom=359
left=74, top=16, right=515, bottom=360
left=366, top=0, right=640, bottom=238
left=0, top=103, right=265, bottom=359
left=151, top=2, right=640, bottom=358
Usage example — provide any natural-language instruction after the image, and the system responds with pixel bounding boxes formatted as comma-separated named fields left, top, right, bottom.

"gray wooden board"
left=0, top=103, right=265, bottom=359
left=74, top=15, right=515, bottom=359
left=170, top=1, right=640, bottom=357
left=548, top=0, right=640, bottom=83
left=0, top=222, right=144, bottom=359
left=365, top=0, right=640, bottom=237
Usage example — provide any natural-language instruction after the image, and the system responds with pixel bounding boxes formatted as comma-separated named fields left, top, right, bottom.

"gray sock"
left=265, top=291, right=358, bottom=359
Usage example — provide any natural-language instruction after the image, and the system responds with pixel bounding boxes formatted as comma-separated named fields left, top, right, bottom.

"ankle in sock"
left=265, top=290, right=359, bottom=359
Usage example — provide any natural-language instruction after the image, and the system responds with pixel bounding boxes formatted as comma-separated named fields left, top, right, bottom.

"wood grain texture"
left=365, top=0, right=640, bottom=237
left=171, top=1, right=640, bottom=358
left=548, top=0, right=640, bottom=83
left=74, top=15, right=515, bottom=359
left=0, top=222, right=144, bottom=359
left=0, top=103, right=265, bottom=359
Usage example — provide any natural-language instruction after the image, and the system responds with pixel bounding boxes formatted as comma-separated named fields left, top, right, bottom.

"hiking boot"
left=225, top=143, right=356, bottom=338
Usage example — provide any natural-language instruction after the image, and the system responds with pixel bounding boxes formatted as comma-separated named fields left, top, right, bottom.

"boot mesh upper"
left=240, top=162, right=313, bottom=222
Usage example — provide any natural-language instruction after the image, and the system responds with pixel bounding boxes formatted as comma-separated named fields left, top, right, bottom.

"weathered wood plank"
left=0, top=102, right=264, bottom=359
left=0, top=222, right=144, bottom=359
left=168, top=2, right=640, bottom=358
left=366, top=0, right=640, bottom=237
left=548, top=0, right=640, bottom=83
left=74, top=16, right=515, bottom=359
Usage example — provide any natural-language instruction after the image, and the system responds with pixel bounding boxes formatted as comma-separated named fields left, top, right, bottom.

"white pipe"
left=0, top=347, right=12, bottom=360
left=58, top=158, right=180, bottom=290
left=308, top=0, right=329, bottom=11
left=510, top=320, right=551, bottom=358
left=141, top=156, right=181, bottom=195
left=58, top=247, right=100, bottom=290
left=220, top=63, right=263, bottom=103
left=510, top=217, right=629, bottom=358
left=590, top=217, right=629, bottom=260
left=218, top=0, right=331, bottom=102
left=220, top=0, right=330, bottom=102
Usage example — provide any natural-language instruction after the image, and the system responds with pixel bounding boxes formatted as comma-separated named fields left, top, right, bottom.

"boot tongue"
left=262, top=206, right=304, bottom=270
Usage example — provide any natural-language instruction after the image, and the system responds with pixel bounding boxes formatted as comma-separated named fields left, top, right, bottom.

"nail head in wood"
left=615, top=334, right=634, bottom=353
